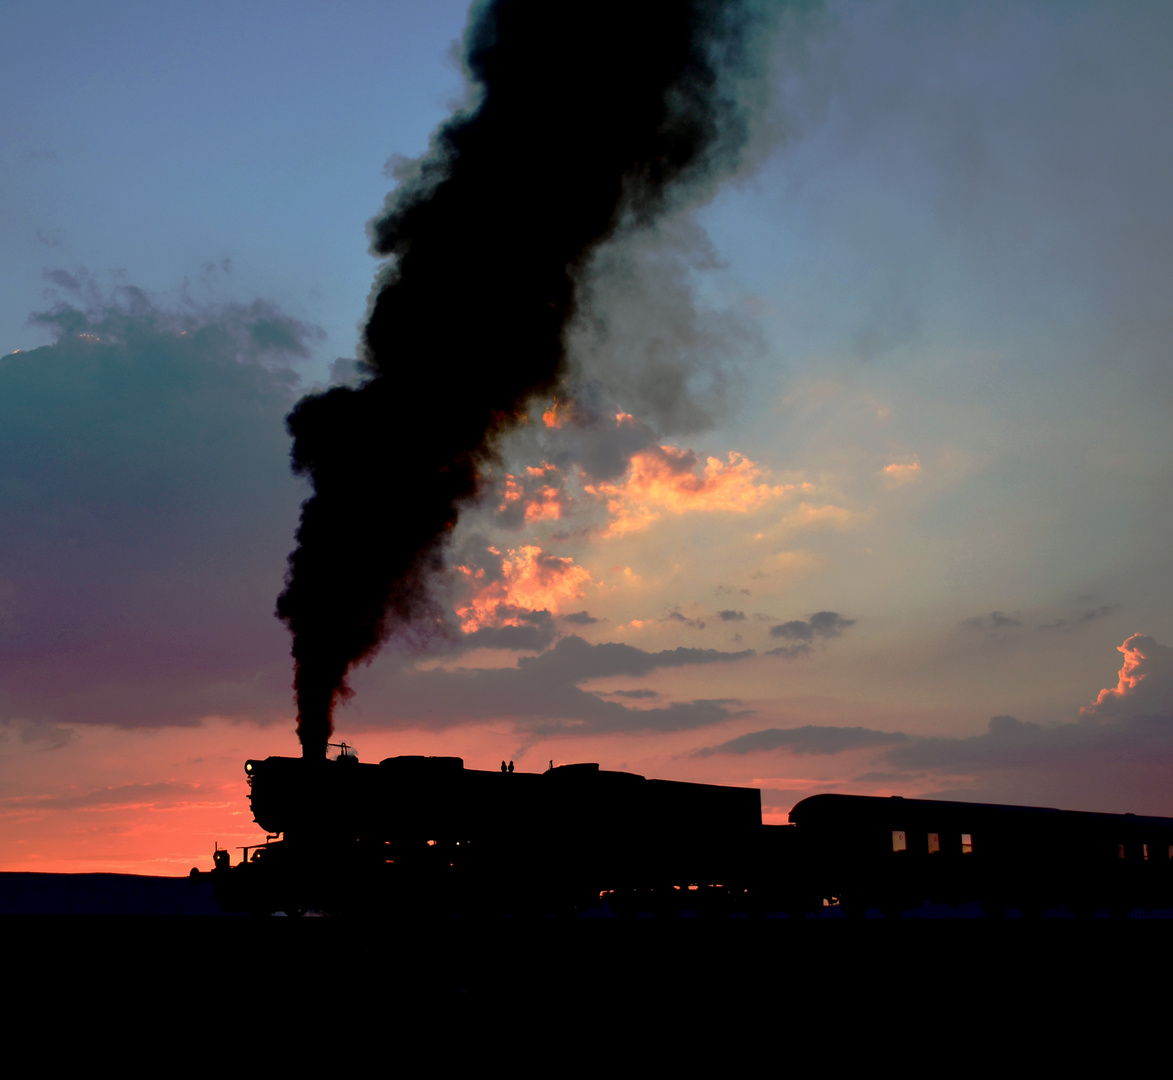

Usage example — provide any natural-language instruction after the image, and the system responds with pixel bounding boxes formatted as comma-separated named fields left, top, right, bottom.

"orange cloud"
left=496, top=464, right=568, bottom=522
left=455, top=545, right=593, bottom=632
left=1080, top=633, right=1168, bottom=718
left=498, top=475, right=524, bottom=511
left=881, top=460, right=922, bottom=487
left=585, top=445, right=788, bottom=538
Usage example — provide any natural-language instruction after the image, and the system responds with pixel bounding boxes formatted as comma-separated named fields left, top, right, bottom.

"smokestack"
left=277, top=0, right=779, bottom=758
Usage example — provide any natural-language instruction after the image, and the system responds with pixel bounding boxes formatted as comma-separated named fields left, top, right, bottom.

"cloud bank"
left=693, top=633, right=1173, bottom=812
left=0, top=286, right=308, bottom=727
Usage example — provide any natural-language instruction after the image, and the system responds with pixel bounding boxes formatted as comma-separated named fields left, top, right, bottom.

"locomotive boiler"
left=194, top=750, right=1173, bottom=917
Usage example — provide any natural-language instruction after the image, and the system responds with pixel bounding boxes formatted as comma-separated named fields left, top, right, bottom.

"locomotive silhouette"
left=194, top=748, right=1173, bottom=917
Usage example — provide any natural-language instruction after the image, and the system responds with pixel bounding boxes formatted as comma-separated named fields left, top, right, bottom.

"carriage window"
left=892, top=831, right=907, bottom=852
left=1143, top=843, right=1150, bottom=861
left=961, top=833, right=973, bottom=854
left=927, top=832, right=940, bottom=854
left=1118, top=844, right=1126, bottom=859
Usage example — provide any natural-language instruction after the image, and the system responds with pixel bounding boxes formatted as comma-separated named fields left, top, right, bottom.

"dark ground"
left=4, top=873, right=1169, bottom=1062
left=0, top=871, right=223, bottom=915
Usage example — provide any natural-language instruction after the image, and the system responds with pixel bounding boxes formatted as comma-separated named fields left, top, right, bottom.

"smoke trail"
left=277, top=0, right=783, bottom=758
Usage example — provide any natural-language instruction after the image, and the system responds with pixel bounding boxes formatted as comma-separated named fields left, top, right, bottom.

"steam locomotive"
left=193, top=750, right=1173, bottom=917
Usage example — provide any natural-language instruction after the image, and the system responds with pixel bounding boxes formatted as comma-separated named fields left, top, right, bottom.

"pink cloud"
left=1080, top=634, right=1173, bottom=719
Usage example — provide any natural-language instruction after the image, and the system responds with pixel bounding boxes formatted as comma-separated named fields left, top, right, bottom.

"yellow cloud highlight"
left=585, top=445, right=789, bottom=538
left=785, top=502, right=865, bottom=530
left=455, top=546, right=592, bottom=632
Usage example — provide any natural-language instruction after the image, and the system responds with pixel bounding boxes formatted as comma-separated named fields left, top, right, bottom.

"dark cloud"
left=695, top=725, right=908, bottom=757
left=884, top=712, right=1173, bottom=775
left=367, top=665, right=740, bottom=736
left=607, top=689, right=660, bottom=699
left=663, top=607, right=706, bottom=630
left=516, top=634, right=754, bottom=682
left=0, top=288, right=308, bottom=727
left=0, top=719, right=76, bottom=751
left=691, top=635, right=1173, bottom=787
left=743, top=636, right=1173, bottom=812
left=962, top=604, right=1121, bottom=634
left=880, top=708, right=1173, bottom=813
left=765, top=643, right=815, bottom=659
left=765, top=611, right=855, bottom=656
left=718, top=609, right=746, bottom=621
left=960, top=611, right=1023, bottom=630
left=44, top=268, right=80, bottom=290
left=460, top=621, right=557, bottom=653
left=1, top=781, right=209, bottom=812
left=770, top=611, right=855, bottom=641
left=247, top=311, right=324, bottom=356
left=561, top=611, right=599, bottom=626
left=850, top=771, right=927, bottom=785
left=1038, top=605, right=1118, bottom=632
left=451, top=608, right=558, bottom=653
left=351, top=633, right=756, bottom=736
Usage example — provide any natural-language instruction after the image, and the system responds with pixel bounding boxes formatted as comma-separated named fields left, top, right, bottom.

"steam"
left=277, top=0, right=785, bottom=758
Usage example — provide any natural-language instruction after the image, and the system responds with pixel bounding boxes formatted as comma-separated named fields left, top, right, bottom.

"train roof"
left=789, top=792, right=1173, bottom=830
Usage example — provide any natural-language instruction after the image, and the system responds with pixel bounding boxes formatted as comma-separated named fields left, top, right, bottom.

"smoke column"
left=277, top=0, right=780, bottom=758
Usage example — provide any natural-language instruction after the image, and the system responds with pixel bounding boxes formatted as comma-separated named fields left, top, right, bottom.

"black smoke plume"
left=277, top=0, right=782, bottom=758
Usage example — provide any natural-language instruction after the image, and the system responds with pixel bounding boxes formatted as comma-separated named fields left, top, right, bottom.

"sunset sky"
left=3, top=0, right=1172, bottom=874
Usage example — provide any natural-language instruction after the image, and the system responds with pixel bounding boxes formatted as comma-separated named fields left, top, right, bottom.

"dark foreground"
left=5, top=873, right=1171, bottom=1065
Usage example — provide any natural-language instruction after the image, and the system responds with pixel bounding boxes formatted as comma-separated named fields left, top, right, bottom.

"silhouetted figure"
left=508, top=761, right=514, bottom=773
left=501, top=760, right=508, bottom=773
